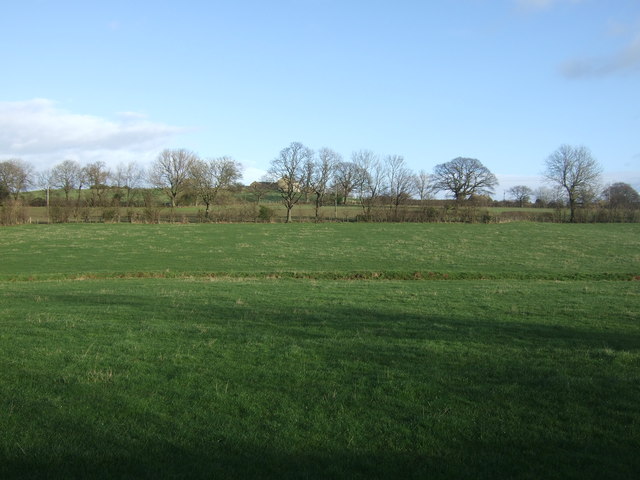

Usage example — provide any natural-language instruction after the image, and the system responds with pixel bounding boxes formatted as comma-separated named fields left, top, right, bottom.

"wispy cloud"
left=0, top=99, right=185, bottom=169
left=561, top=34, right=640, bottom=78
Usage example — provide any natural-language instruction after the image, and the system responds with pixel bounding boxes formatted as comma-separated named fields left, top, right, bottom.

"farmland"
left=1, top=223, right=639, bottom=479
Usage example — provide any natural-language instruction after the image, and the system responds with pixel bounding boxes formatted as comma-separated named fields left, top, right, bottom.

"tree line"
left=1, top=143, right=639, bottom=224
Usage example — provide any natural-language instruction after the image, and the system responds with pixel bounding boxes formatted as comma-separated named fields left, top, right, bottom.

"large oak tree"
left=432, top=157, right=498, bottom=201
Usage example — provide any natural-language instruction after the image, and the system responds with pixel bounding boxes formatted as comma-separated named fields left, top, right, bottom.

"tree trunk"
left=315, top=194, right=322, bottom=222
left=569, top=197, right=576, bottom=223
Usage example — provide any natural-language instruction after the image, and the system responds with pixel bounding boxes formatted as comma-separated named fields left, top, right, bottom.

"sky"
left=1, top=0, right=639, bottom=198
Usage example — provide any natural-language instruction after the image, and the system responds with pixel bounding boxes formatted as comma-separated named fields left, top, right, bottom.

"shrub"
left=125, top=208, right=140, bottom=223
left=239, top=203, right=258, bottom=222
left=76, top=206, right=92, bottom=223
left=143, top=207, right=160, bottom=224
left=0, top=199, right=28, bottom=225
left=50, top=201, right=72, bottom=223
left=101, top=208, right=120, bottom=223
left=29, top=197, right=47, bottom=207
left=196, top=209, right=208, bottom=223
left=258, top=205, right=275, bottom=222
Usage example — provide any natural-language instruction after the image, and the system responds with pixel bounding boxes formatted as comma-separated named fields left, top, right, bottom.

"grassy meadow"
left=1, top=223, right=638, bottom=280
left=1, top=223, right=639, bottom=479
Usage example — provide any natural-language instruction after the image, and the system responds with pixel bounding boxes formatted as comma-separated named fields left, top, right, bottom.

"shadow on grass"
left=327, top=309, right=640, bottom=352
left=3, top=447, right=429, bottom=480
left=3, top=435, right=638, bottom=480
left=3, top=284, right=639, bottom=479
left=31, top=288, right=640, bottom=353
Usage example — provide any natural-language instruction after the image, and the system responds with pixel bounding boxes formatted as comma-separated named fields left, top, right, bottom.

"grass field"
left=1, top=223, right=639, bottom=479
left=1, top=223, right=638, bottom=280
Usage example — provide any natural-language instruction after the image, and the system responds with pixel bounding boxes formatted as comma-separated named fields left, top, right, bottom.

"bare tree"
left=352, top=149, right=385, bottom=219
left=544, top=145, right=602, bottom=222
left=308, top=147, right=340, bottom=221
left=432, top=157, right=498, bottom=201
left=385, top=154, right=415, bottom=219
left=507, top=185, right=534, bottom=207
left=414, top=170, right=435, bottom=202
left=51, top=160, right=84, bottom=202
left=534, top=186, right=564, bottom=208
left=301, top=155, right=315, bottom=204
left=114, top=161, right=145, bottom=207
left=333, top=161, right=359, bottom=205
left=190, top=156, right=243, bottom=219
left=0, top=159, right=33, bottom=201
left=268, top=142, right=314, bottom=223
left=247, top=181, right=273, bottom=204
left=83, top=161, right=111, bottom=206
left=36, top=169, right=54, bottom=213
left=149, top=148, right=199, bottom=208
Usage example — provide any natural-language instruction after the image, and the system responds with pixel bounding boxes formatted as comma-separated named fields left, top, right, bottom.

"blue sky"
left=1, top=0, right=638, bottom=197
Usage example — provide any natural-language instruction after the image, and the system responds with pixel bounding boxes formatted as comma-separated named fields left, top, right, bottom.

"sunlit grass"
left=1, top=223, right=638, bottom=280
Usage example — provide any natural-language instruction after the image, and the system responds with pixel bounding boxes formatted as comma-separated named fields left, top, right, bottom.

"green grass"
left=1, top=223, right=639, bottom=478
left=1, top=223, right=638, bottom=280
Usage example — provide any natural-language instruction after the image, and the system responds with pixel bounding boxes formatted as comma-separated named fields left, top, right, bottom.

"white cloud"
left=561, top=34, right=640, bottom=78
left=240, top=166, right=268, bottom=185
left=0, top=99, right=185, bottom=170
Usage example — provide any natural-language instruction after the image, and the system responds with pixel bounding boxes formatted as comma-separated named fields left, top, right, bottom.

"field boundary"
left=2, top=270, right=638, bottom=283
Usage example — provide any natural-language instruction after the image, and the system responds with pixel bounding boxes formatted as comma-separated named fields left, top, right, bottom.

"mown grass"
left=1, top=223, right=638, bottom=280
left=1, top=223, right=639, bottom=479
